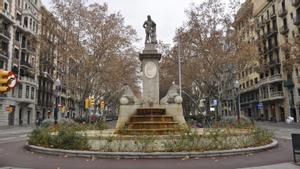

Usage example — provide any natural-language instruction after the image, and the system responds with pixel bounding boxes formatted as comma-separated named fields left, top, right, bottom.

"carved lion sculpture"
left=160, top=84, right=183, bottom=105
left=119, top=85, right=140, bottom=105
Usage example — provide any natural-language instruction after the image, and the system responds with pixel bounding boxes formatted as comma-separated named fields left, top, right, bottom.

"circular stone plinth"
left=26, top=128, right=278, bottom=159
left=26, top=139, right=278, bottom=159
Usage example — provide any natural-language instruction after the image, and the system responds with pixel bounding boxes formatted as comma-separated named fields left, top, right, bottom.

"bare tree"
left=160, top=0, right=259, bottom=117
left=50, top=0, right=140, bottom=112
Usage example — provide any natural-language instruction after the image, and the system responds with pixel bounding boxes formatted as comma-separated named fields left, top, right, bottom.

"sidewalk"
left=256, top=121, right=300, bottom=139
left=239, top=163, right=300, bottom=169
left=0, top=125, right=35, bottom=136
left=256, top=121, right=300, bottom=129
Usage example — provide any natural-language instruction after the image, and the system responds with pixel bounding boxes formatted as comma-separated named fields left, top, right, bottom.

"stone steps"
left=126, top=121, right=179, bottom=129
left=136, top=108, right=166, bottom=116
left=130, top=115, right=174, bottom=122
left=120, top=128, right=179, bottom=135
left=119, top=108, right=181, bottom=135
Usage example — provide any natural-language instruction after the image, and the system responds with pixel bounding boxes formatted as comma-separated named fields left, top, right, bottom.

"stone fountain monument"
left=115, top=15, right=187, bottom=135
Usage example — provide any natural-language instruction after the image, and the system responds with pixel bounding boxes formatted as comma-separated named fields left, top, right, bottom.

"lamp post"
left=55, top=78, right=61, bottom=123
left=234, top=80, right=240, bottom=122
left=177, top=29, right=184, bottom=97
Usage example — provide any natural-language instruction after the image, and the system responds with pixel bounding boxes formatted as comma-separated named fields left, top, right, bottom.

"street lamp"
left=55, top=78, right=61, bottom=124
left=234, top=80, right=240, bottom=122
left=177, top=29, right=184, bottom=97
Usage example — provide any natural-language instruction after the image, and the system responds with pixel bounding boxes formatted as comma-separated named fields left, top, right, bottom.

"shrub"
left=212, top=116, right=254, bottom=129
left=28, top=125, right=90, bottom=150
left=41, top=119, right=55, bottom=128
left=50, top=126, right=89, bottom=150
left=28, top=128, right=52, bottom=147
left=251, top=127, right=274, bottom=146
left=57, top=118, right=75, bottom=124
left=74, top=116, right=89, bottom=123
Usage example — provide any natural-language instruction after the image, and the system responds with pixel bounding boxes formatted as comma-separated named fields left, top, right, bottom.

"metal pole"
left=237, top=89, right=240, bottom=122
left=178, top=33, right=182, bottom=97
left=60, top=85, right=62, bottom=118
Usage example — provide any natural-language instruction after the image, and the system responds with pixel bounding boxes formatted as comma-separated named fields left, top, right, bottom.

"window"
left=14, top=49, right=19, bottom=59
left=26, top=85, right=30, bottom=99
left=31, top=87, right=34, bottom=100
left=24, top=17, right=28, bottom=28
left=18, top=84, right=22, bottom=98
left=12, top=88, right=15, bottom=97
left=0, top=60, right=4, bottom=69
left=4, top=3, right=8, bottom=11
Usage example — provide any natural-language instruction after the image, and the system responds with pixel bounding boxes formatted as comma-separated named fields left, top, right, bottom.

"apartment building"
left=235, top=0, right=300, bottom=123
left=0, top=0, right=40, bottom=126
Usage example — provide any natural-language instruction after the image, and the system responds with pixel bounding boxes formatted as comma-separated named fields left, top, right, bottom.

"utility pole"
left=178, top=30, right=182, bottom=97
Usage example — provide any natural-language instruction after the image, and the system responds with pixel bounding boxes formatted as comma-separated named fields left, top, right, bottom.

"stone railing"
left=270, top=91, right=284, bottom=98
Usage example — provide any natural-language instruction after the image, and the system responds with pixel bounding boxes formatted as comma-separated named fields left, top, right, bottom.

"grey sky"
left=41, top=0, right=232, bottom=46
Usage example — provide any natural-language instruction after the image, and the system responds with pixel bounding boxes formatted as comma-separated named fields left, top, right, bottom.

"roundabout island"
left=26, top=16, right=277, bottom=159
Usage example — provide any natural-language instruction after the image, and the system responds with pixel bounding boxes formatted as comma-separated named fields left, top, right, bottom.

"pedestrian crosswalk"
left=0, top=134, right=27, bottom=144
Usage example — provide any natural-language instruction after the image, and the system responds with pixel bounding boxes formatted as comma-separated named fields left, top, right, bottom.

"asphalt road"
left=0, top=139, right=294, bottom=169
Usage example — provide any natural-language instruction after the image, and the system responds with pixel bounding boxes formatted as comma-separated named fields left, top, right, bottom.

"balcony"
left=0, top=28, right=10, bottom=39
left=12, top=57, right=19, bottom=65
left=267, top=29, right=278, bottom=38
left=270, top=10, right=276, bottom=18
left=19, top=76, right=36, bottom=85
left=269, top=74, right=283, bottom=82
left=270, top=91, right=284, bottom=99
left=294, top=15, right=300, bottom=25
left=0, top=49, right=8, bottom=58
left=278, top=8, right=287, bottom=17
left=297, top=76, right=300, bottom=84
left=258, top=74, right=283, bottom=85
left=292, top=0, right=300, bottom=6
left=1, top=10, right=13, bottom=22
left=20, top=60, right=33, bottom=68
left=279, top=26, right=289, bottom=34
left=283, top=79, right=294, bottom=88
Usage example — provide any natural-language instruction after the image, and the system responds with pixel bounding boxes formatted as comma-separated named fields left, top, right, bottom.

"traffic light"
left=0, top=70, right=10, bottom=93
left=100, top=100, right=105, bottom=109
left=90, top=96, right=95, bottom=106
left=84, top=98, right=90, bottom=109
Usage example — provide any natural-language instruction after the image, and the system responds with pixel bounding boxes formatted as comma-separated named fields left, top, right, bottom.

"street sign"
left=7, top=71, right=17, bottom=88
left=257, top=103, right=263, bottom=110
left=213, top=99, right=218, bottom=106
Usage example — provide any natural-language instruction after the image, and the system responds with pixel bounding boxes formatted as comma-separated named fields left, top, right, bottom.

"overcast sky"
left=41, top=0, right=232, bottom=46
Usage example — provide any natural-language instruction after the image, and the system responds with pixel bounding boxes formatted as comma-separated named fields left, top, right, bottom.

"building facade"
left=0, top=0, right=40, bottom=127
left=235, top=0, right=300, bottom=123
left=0, top=0, right=78, bottom=127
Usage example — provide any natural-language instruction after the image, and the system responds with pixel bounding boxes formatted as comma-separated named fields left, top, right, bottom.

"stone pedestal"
left=139, top=44, right=161, bottom=105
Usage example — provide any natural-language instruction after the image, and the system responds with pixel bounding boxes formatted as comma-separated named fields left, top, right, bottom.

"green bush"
left=251, top=127, right=274, bottom=145
left=213, top=116, right=254, bottom=129
left=28, top=128, right=52, bottom=147
left=28, top=123, right=90, bottom=150
left=74, top=116, right=89, bottom=123
left=50, top=126, right=89, bottom=150
left=41, top=119, right=55, bottom=128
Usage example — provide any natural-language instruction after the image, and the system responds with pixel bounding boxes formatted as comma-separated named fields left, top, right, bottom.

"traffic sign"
left=7, top=71, right=17, bottom=88
left=257, top=103, right=263, bottom=110
left=100, top=101, right=105, bottom=109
